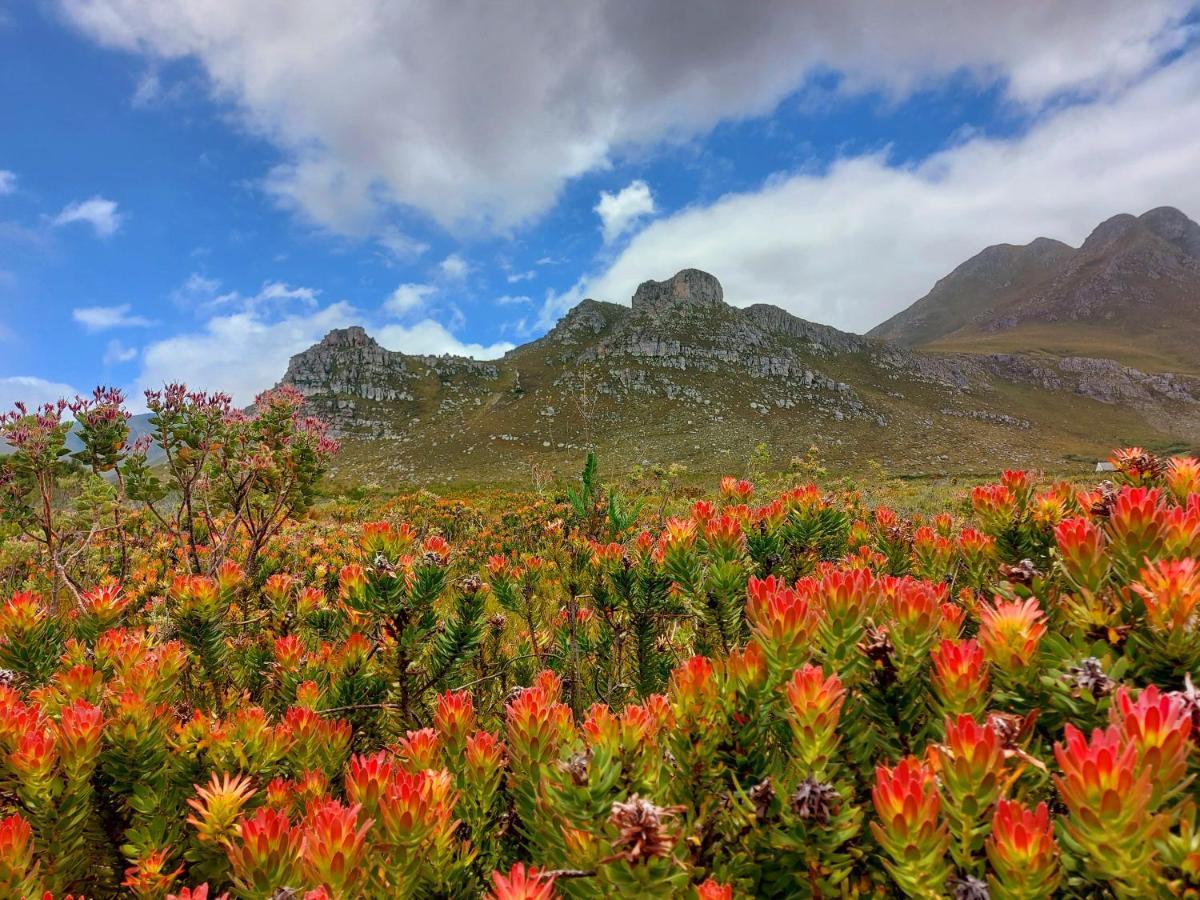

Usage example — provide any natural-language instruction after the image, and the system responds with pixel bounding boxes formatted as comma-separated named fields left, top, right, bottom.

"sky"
left=3, top=1, right=1200, bottom=409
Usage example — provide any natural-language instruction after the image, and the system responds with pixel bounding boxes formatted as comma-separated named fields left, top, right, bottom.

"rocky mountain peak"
left=631, top=268, right=725, bottom=314
left=319, top=326, right=379, bottom=349
left=1139, top=206, right=1200, bottom=258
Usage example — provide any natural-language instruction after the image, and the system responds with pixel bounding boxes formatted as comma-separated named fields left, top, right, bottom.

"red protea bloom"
left=1000, top=470, right=1034, bottom=509
left=167, top=884, right=225, bottom=900
left=1133, top=557, right=1200, bottom=634
left=81, top=581, right=129, bottom=623
left=719, top=476, right=754, bottom=503
left=1053, top=724, right=1159, bottom=885
left=337, top=564, right=368, bottom=601
left=422, top=534, right=451, bottom=563
left=216, top=560, right=245, bottom=595
left=1107, top=486, right=1166, bottom=572
left=746, top=576, right=815, bottom=674
left=1112, top=685, right=1192, bottom=806
left=884, top=578, right=943, bottom=669
left=930, top=639, right=989, bottom=718
left=273, top=634, right=305, bottom=671
left=912, top=526, right=955, bottom=581
left=704, top=514, right=745, bottom=558
left=345, top=751, right=396, bottom=818
left=505, top=686, right=572, bottom=771
left=725, top=641, right=767, bottom=695
left=227, top=806, right=303, bottom=896
left=977, top=597, right=1046, bottom=672
left=1054, top=517, right=1109, bottom=594
left=972, top=484, right=1016, bottom=535
left=9, top=726, right=57, bottom=784
left=986, top=800, right=1061, bottom=899
left=464, top=730, right=506, bottom=783
left=870, top=757, right=950, bottom=896
left=362, top=521, right=416, bottom=558
left=668, top=655, right=719, bottom=724
left=397, top=727, right=441, bottom=772
left=263, top=573, right=295, bottom=607
left=1110, top=447, right=1166, bottom=486
left=0, top=814, right=36, bottom=896
left=123, top=849, right=184, bottom=897
left=783, top=664, right=845, bottom=778
left=299, top=800, right=372, bottom=895
left=486, top=862, right=557, bottom=900
left=56, top=698, right=104, bottom=775
left=1162, top=503, right=1200, bottom=558
left=376, top=769, right=453, bottom=848
left=434, top=689, right=476, bottom=753
left=696, top=879, right=734, bottom=900
left=1165, top=455, right=1200, bottom=505
left=935, top=714, right=1004, bottom=869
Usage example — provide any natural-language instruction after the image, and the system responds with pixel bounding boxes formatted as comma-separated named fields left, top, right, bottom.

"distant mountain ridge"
left=280, top=267, right=1200, bottom=485
left=869, top=206, right=1200, bottom=373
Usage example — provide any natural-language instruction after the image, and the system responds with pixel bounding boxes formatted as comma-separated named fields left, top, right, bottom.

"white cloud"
left=103, top=339, right=138, bottom=365
left=596, top=179, right=655, bottom=243
left=551, top=50, right=1200, bottom=333
left=439, top=253, right=469, bottom=280
left=377, top=226, right=430, bottom=261
left=0, top=376, right=79, bottom=410
left=384, top=282, right=435, bottom=316
left=56, top=1, right=1193, bottom=234
left=496, top=294, right=532, bottom=306
left=255, top=281, right=319, bottom=305
left=506, top=270, right=536, bottom=283
left=376, top=320, right=513, bottom=359
left=137, top=302, right=358, bottom=404
left=52, top=196, right=123, bottom=237
left=72, top=303, right=154, bottom=331
left=0, top=170, right=15, bottom=195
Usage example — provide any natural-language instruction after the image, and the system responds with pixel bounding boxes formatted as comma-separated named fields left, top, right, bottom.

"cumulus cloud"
left=137, top=302, right=358, bottom=404
left=52, top=196, right=123, bottom=237
left=0, top=170, right=15, bottom=195
left=56, top=1, right=1193, bottom=234
left=376, top=320, right=513, bottom=359
left=103, top=339, right=138, bottom=365
left=549, top=50, right=1200, bottom=333
left=72, top=303, right=154, bottom=331
left=438, top=254, right=469, bottom=280
left=0, top=376, right=79, bottom=410
left=596, top=180, right=655, bottom=243
left=384, top=282, right=435, bottom=316
left=377, top=226, right=430, bottom=261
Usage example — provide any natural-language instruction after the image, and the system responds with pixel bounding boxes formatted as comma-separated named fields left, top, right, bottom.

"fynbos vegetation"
left=0, top=387, right=1198, bottom=897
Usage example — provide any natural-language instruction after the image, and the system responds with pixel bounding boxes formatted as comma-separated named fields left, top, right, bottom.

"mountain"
left=869, top=207, right=1200, bottom=373
left=281, top=268, right=1200, bottom=485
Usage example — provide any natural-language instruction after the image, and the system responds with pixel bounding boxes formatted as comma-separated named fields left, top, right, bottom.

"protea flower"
left=1134, top=557, right=1200, bottom=635
left=971, top=484, right=1016, bottom=536
left=985, top=800, right=1060, bottom=900
left=1054, top=517, right=1109, bottom=595
left=345, top=751, right=396, bottom=819
left=870, top=756, right=951, bottom=897
left=747, top=576, right=815, bottom=675
left=783, top=663, right=845, bottom=779
left=1165, top=454, right=1200, bottom=504
left=299, top=800, right=372, bottom=896
left=977, top=597, right=1046, bottom=673
left=696, top=878, right=734, bottom=899
left=1111, top=685, right=1192, bottom=807
left=434, top=689, right=476, bottom=756
left=935, top=715, right=1005, bottom=872
left=226, top=806, right=303, bottom=897
left=604, top=794, right=682, bottom=865
left=504, top=685, right=573, bottom=772
left=397, top=727, right=442, bottom=772
left=0, top=814, right=38, bottom=898
left=55, top=698, right=104, bottom=777
left=1053, top=724, right=1161, bottom=889
left=486, top=862, right=557, bottom=900
left=931, top=639, right=989, bottom=720
left=1107, top=487, right=1166, bottom=575
left=123, top=848, right=184, bottom=897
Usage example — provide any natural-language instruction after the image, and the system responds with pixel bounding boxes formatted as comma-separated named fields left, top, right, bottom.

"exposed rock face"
left=631, top=268, right=725, bottom=314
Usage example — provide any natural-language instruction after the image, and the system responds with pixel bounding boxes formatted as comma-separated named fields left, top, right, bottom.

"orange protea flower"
left=362, top=521, right=416, bottom=558
left=0, top=814, right=36, bottom=897
left=422, top=534, right=451, bottom=563
left=930, top=639, right=988, bottom=718
left=397, top=727, right=441, bottom=772
left=227, top=806, right=303, bottom=897
left=123, top=849, right=184, bottom=897
left=912, top=526, right=955, bottom=581
left=783, top=664, right=845, bottom=778
left=977, top=597, right=1046, bottom=672
left=972, top=484, right=1016, bottom=535
left=884, top=578, right=943, bottom=671
left=337, top=564, right=367, bottom=601
left=56, top=698, right=104, bottom=775
left=704, top=514, right=745, bottom=558
left=696, top=879, right=734, bottom=900
left=504, top=686, right=572, bottom=771
left=215, top=560, right=245, bottom=595
left=870, top=757, right=950, bottom=896
left=1165, top=455, right=1200, bottom=504
left=1112, top=685, right=1192, bottom=806
left=434, top=689, right=476, bottom=753
left=935, top=715, right=1004, bottom=866
left=986, top=800, right=1061, bottom=899
left=0, top=591, right=44, bottom=633
left=719, top=476, right=754, bottom=503
left=746, top=576, right=815, bottom=674
left=1054, top=517, right=1108, bottom=594
left=725, top=641, right=767, bottom=695
left=1053, top=724, right=1161, bottom=887
left=273, top=634, right=305, bottom=670
left=1110, top=447, right=1165, bottom=486
left=167, top=883, right=226, bottom=900
left=1162, top=503, right=1200, bottom=558
left=464, top=730, right=506, bottom=784
left=186, top=773, right=257, bottom=846
left=668, top=655, right=719, bottom=724
left=299, top=800, right=372, bottom=895
left=486, top=862, right=557, bottom=900
left=1000, top=470, right=1034, bottom=509
left=1107, top=487, right=1166, bottom=573
left=1133, top=557, right=1200, bottom=634
left=345, top=751, right=396, bottom=819
left=80, top=581, right=129, bottom=624
left=9, top=726, right=57, bottom=784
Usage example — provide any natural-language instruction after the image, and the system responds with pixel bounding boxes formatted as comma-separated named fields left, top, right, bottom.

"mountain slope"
left=869, top=207, right=1200, bottom=373
left=281, top=269, right=1200, bottom=486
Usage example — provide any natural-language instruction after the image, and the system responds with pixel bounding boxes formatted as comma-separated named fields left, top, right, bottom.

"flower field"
left=1, top=390, right=1199, bottom=897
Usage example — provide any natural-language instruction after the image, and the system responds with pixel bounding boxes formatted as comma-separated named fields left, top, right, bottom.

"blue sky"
left=2, top=1, right=1200, bottom=408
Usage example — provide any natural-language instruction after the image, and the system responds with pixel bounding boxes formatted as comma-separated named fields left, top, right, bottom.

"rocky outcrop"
left=631, top=268, right=725, bottom=314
